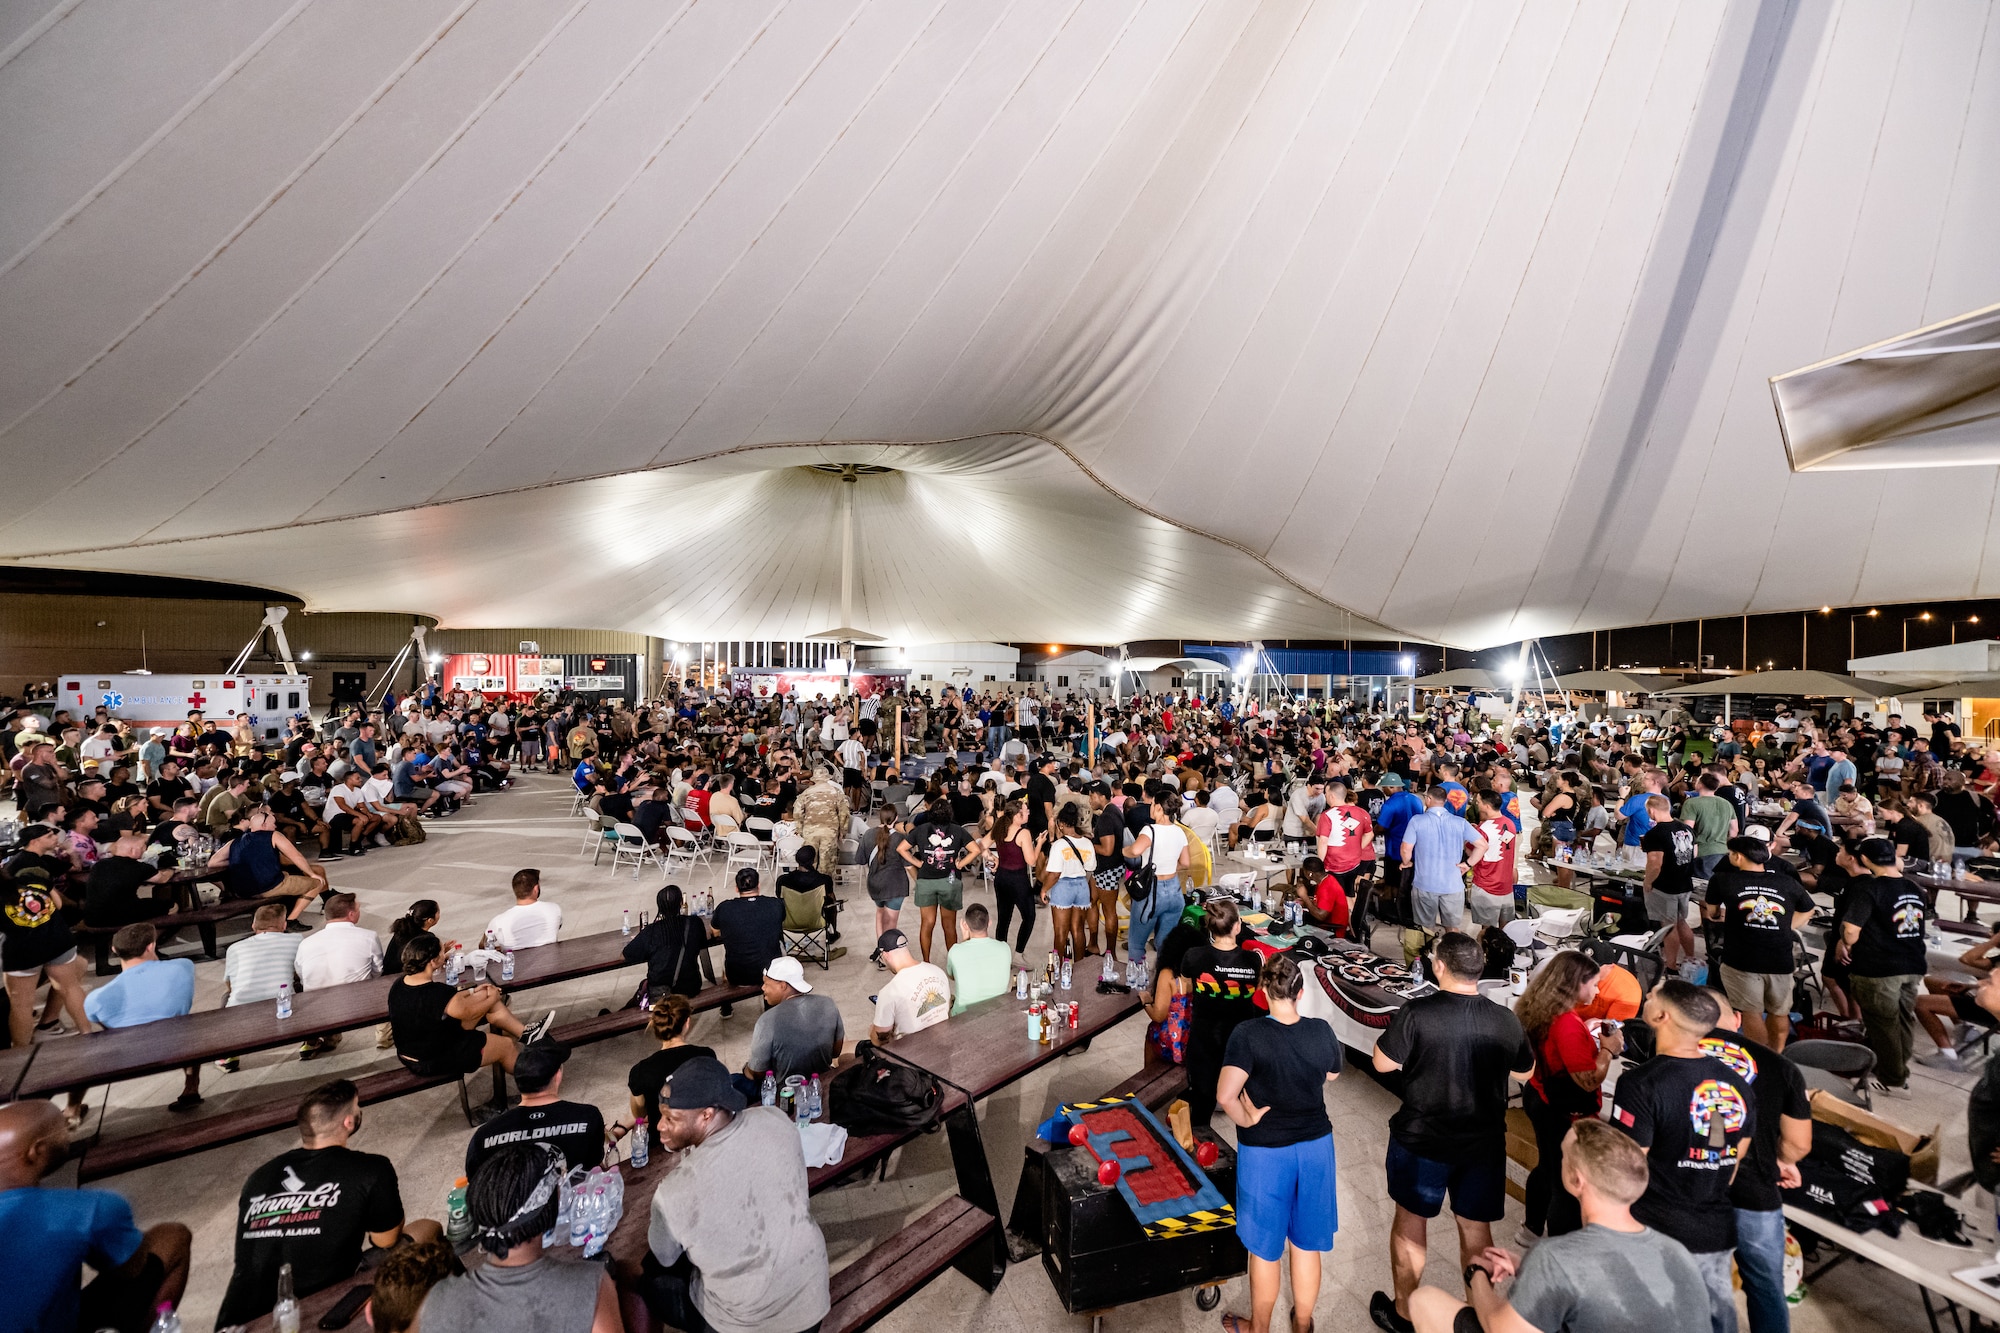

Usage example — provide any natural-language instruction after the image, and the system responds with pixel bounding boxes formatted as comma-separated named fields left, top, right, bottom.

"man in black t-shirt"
left=1640, top=796, right=1700, bottom=968
left=1609, top=980, right=1754, bottom=1333
left=464, top=1040, right=606, bottom=1177
left=1369, top=932, right=1533, bottom=1333
left=1089, top=785, right=1126, bottom=956
left=216, top=1080, right=439, bottom=1328
left=1837, top=837, right=1930, bottom=1095
left=1025, top=755, right=1059, bottom=839
left=711, top=867, right=785, bottom=997
left=144, top=759, right=192, bottom=817
left=1701, top=836, right=1816, bottom=1051
left=1702, top=998, right=1812, bottom=1333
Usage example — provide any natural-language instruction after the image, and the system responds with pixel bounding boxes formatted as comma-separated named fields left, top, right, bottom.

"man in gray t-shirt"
left=1409, top=1121, right=1707, bottom=1333
left=744, top=957, right=845, bottom=1083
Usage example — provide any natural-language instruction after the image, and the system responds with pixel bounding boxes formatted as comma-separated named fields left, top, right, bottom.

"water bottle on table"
left=274, top=983, right=292, bottom=1020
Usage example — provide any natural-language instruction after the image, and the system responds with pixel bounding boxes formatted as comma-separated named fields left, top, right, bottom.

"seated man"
left=84, top=826, right=179, bottom=928
left=210, top=805, right=328, bottom=922
left=711, top=868, right=785, bottom=1006
left=0, top=1100, right=192, bottom=1333
left=1918, top=927, right=2000, bottom=1069
left=741, top=957, right=846, bottom=1090
left=390, top=747, right=442, bottom=817
left=215, top=1079, right=443, bottom=1328
left=84, top=922, right=204, bottom=1111
left=465, top=1040, right=607, bottom=1177
left=324, top=768, right=389, bottom=857
left=945, top=901, right=1011, bottom=1015
left=221, top=903, right=303, bottom=1008
left=487, top=868, right=563, bottom=950
left=422, top=1144, right=620, bottom=1333
left=629, top=1056, right=830, bottom=1333
left=264, top=770, right=329, bottom=852
left=774, top=844, right=842, bottom=943
left=1409, top=1119, right=1707, bottom=1333
left=870, top=928, right=951, bottom=1041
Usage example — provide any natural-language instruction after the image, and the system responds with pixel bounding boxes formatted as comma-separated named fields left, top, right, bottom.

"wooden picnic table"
left=877, top=978, right=1141, bottom=1100
left=0, top=925, right=664, bottom=1100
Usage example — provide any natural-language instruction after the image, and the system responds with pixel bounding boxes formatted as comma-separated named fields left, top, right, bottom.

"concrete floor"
left=54, top=772, right=1971, bottom=1332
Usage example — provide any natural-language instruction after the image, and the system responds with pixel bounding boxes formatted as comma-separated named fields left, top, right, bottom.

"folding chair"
left=772, top=834, right=805, bottom=875
left=745, top=816, right=776, bottom=843
left=568, top=787, right=591, bottom=817
left=1787, top=1039, right=1876, bottom=1108
left=611, top=822, right=662, bottom=879
left=782, top=886, right=832, bottom=969
left=724, top=832, right=765, bottom=877
left=589, top=813, right=622, bottom=866
left=663, top=826, right=710, bottom=876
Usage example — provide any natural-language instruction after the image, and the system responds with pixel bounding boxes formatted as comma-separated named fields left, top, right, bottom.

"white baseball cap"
left=763, top=956, right=812, bottom=994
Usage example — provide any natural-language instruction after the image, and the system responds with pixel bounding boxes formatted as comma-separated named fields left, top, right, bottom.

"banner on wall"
left=441, top=654, right=567, bottom=697
left=729, top=668, right=907, bottom=700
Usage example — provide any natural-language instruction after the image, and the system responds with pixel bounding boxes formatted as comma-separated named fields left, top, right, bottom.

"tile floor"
left=52, top=773, right=1974, bottom=1331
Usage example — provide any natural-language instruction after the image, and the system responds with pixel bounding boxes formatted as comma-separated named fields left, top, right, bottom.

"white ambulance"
left=56, top=673, right=312, bottom=745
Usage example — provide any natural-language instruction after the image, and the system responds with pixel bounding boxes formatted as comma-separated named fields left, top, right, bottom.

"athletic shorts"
left=1953, top=990, right=2000, bottom=1029
left=1236, top=1134, right=1338, bottom=1261
left=1384, top=1138, right=1505, bottom=1223
left=915, top=878, right=962, bottom=911
left=78, top=1250, right=165, bottom=1333
left=1049, top=877, right=1091, bottom=909
left=1719, top=964, right=1793, bottom=1018
left=399, top=1030, right=485, bottom=1079
left=1645, top=889, right=1690, bottom=928
left=1467, top=891, right=1515, bottom=927
left=1412, top=892, right=1464, bottom=931
left=7, top=947, right=78, bottom=977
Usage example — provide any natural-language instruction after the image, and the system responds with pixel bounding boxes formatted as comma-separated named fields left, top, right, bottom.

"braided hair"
left=468, top=1142, right=564, bottom=1258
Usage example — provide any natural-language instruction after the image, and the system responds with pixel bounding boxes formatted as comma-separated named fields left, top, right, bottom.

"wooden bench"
left=72, top=983, right=761, bottom=1182
left=823, top=1195, right=1001, bottom=1333
left=1100, top=1059, right=1189, bottom=1112
left=73, top=895, right=262, bottom=975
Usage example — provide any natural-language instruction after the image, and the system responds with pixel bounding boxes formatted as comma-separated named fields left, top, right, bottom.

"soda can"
left=1067, top=1001, right=1079, bottom=1029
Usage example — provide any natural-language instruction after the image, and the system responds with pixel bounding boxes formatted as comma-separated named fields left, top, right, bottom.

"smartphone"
left=318, top=1283, right=374, bottom=1330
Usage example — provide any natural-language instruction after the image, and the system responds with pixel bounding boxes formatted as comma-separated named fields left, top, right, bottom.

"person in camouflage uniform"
left=795, top=764, right=851, bottom=883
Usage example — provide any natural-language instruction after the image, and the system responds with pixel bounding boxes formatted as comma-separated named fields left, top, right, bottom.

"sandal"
left=1220, top=1315, right=1254, bottom=1333
left=62, top=1104, right=88, bottom=1131
left=168, top=1092, right=204, bottom=1113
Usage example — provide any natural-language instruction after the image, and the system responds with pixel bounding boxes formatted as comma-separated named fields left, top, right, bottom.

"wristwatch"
left=1464, top=1263, right=1491, bottom=1288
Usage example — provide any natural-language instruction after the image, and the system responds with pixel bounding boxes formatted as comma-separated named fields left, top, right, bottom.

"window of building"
left=983, top=675, right=995, bottom=682
left=920, top=674, right=933, bottom=682
left=1057, top=675, right=1069, bottom=686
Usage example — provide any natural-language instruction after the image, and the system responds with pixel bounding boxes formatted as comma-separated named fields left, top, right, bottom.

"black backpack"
left=829, top=1042, right=945, bottom=1136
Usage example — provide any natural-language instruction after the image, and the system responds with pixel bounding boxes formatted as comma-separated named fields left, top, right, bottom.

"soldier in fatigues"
left=795, top=765, right=851, bottom=901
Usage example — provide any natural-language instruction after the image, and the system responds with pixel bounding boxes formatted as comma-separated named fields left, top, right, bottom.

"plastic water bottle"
left=149, top=1301, right=182, bottom=1333
left=622, top=909, right=632, bottom=936
left=501, top=950, right=515, bottom=982
left=568, top=1179, right=593, bottom=1248
left=272, top=1263, right=299, bottom=1333
left=807, top=1075, right=822, bottom=1123
left=444, top=947, right=462, bottom=986
left=630, top=1118, right=650, bottom=1168
left=1015, top=968, right=1028, bottom=999
left=1101, top=952, right=1116, bottom=985
left=585, top=1183, right=608, bottom=1254
left=761, top=1069, right=777, bottom=1108
left=445, top=1176, right=471, bottom=1240
left=274, top=982, right=291, bottom=1020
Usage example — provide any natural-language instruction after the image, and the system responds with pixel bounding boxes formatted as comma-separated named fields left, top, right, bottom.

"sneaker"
left=1917, top=1049, right=1963, bottom=1070
left=1872, top=1077, right=1913, bottom=1099
left=215, top=1057, right=239, bottom=1073
left=320, top=848, right=348, bottom=859
left=522, top=1010, right=557, bottom=1045
left=373, top=833, right=391, bottom=847
left=1516, top=1225, right=1543, bottom=1251
left=1369, top=1291, right=1414, bottom=1333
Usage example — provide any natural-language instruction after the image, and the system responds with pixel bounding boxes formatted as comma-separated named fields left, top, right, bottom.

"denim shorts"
left=1049, top=877, right=1091, bottom=909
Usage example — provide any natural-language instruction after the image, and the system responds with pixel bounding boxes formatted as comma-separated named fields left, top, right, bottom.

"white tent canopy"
left=1655, top=670, right=1904, bottom=699
left=2, top=2, right=1996, bottom=645
left=1553, top=671, right=1684, bottom=694
left=1412, top=668, right=1501, bottom=690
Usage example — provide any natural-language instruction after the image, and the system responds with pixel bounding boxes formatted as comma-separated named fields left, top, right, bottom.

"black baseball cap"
left=1855, top=837, right=1899, bottom=867
left=876, top=928, right=909, bottom=954
left=511, top=1039, right=571, bottom=1093
left=663, top=1055, right=747, bottom=1113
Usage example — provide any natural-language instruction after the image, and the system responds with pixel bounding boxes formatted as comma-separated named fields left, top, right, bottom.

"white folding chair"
left=724, top=832, right=765, bottom=877
left=568, top=787, right=591, bottom=817
left=664, top=826, right=710, bottom=876
left=745, top=816, right=776, bottom=840
left=611, top=822, right=662, bottom=879
left=579, top=810, right=608, bottom=855
left=589, top=813, right=622, bottom=866
left=772, top=833, right=805, bottom=874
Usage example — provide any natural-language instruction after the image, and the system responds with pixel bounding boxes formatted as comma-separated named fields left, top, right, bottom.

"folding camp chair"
left=782, top=886, right=832, bottom=969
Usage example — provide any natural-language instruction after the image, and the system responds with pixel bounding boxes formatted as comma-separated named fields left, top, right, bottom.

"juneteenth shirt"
left=216, top=1145, right=404, bottom=1327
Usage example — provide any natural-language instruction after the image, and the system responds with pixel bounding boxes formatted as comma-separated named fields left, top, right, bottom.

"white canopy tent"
left=1, top=1, right=1996, bottom=646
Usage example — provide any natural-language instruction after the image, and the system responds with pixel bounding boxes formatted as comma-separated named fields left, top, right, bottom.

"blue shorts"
left=1236, top=1134, right=1338, bottom=1261
left=1384, top=1138, right=1505, bottom=1223
left=1049, top=877, right=1091, bottom=908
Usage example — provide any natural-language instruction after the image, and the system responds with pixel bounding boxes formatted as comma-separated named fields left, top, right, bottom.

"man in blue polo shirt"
left=1401, top=788, right=1486, bottom=934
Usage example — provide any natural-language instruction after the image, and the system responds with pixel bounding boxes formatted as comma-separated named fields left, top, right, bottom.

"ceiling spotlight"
left=300, top=651, right=312, bottom=661
left=1819, top=606, right=1831, bottom=614
left=1921, top=612, right=1933, bottom=621
left=1867, top=609, right=1879, bottom=617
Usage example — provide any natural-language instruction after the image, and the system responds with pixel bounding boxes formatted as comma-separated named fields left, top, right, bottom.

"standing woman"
left=1178, top=897, right=1262, bottom=1126
left=1216, top=952, right=1342, bottom=1333
left=989, top=800, right=1041, bottom=959
left=1537, top=773, right=1579, bottom=890
left=1041, top=804, right=1096, bottom=961
left=865, top=807, right=914, bottom=953
left=1513, top=950, right=1622, bottom=1242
